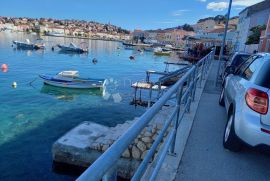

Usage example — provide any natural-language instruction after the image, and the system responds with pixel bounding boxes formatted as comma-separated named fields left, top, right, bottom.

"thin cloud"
left=197, top=0, right=207, bottom=2
left=207, top=2, right=228, bottom=11
left=206, top=0, right=265, bottom=11
left=171, top=9, right=190, bottom=16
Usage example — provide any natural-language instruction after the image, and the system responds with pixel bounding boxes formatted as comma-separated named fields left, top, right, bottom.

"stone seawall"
left=52, top=106, right=174, bottom=178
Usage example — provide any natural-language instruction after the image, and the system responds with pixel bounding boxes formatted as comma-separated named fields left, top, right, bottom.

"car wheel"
left=223, top=112, right=242, bottom=152
left=219, top=88, right=225, bottom=106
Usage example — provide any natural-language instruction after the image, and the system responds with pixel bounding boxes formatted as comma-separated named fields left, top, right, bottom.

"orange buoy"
left=1, top=64, right=8, bottom=72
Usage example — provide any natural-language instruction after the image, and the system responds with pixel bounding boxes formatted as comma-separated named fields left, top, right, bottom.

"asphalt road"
left=175, top=79, right=270, bottom=181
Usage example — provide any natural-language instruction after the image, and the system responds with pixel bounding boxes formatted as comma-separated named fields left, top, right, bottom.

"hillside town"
left=0, top=0, right=269, bottom=54
left=0, top=16, right=130, bottom=40
left=131, top=0, right=270, bottom=54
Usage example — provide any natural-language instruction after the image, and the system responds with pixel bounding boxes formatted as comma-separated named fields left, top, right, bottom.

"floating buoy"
left=1, top=64, right=7, bottom=69
left=1, top=64, right=8, bottom=72
left=12, top=81, right=17, bottom=88
left=129, top=55, right=135, bottom=60
left=92, top=58, right=98, bottom=64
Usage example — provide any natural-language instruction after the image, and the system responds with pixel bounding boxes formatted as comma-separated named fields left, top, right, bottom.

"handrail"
left=77, top=51, right=214, bottom=181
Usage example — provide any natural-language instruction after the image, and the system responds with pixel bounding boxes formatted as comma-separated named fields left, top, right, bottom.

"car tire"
left=219, top=88, right=225, bottom=106
left=223, top=112, right=242, bottom=152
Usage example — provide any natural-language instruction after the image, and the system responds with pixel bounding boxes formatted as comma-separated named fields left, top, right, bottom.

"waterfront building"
left=162, top=29, right=195, bottom=47
left=155, top=30, right=166, bottom=44
left=131, top=29, right=145, bottom=42
left=47, top=26, right=66, bottom=35
left=144, top=31, right=158, bottom=44
left=195, top=28, right=237, bottom=52
left=193, top=19, right=216, bottom=33
left=3, top=23, right=15, bottom=30
left=171, top=29, right=195, bottom=47
left=143, top=29, right=195, bottom=47
left=236, top=0, right=270, bottom=52
left=259, top=15, right=270, bottom=52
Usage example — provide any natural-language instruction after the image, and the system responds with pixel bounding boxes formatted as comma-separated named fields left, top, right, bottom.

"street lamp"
left=216, top=0, right=233, bottom=86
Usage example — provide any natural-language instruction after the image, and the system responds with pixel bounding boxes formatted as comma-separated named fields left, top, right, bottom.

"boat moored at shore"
left=57, top=43, right=88, bottom=53
left=12, top=39, right=45, bottom=50
left=39, top=71, right=106, bottom=89
left=45, top=32, right=65, bottom=37
left=154, top=47, right=172, bottom=56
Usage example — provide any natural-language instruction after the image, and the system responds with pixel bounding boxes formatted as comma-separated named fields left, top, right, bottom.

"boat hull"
left=13, top=41, right=45, bottom=50
left=154, top=51, right=171, bottom=56
left=39, top=75, right=106, bottom=89
left=57, top=45, right=88, bottom=53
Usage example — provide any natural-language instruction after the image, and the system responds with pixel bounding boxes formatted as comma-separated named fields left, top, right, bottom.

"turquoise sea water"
left=0, top=32, right=179, bottom=180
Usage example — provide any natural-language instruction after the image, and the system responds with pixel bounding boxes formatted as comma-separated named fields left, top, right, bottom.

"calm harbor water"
left=0, top=32, right=180, bottom=180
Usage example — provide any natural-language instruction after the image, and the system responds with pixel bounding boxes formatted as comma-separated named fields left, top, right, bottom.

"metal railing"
left=77, top=51, right=214, bottom=181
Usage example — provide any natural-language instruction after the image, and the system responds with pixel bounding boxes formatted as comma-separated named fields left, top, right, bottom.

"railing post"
left=146, top=72, right=150, bottom=83
left=169, top=84, right=183, bottom=154
left=186, top=97, right=191, bottom=113
left=199, top=63, right=203, bottom=88
left=183, top=74, right=191, bottom=105
left=202, top=60, right=207, bottom=80
left=158, top=82, right=162, bottom=98
left=191, top=68, right=196, bottom=101
left=148, top=84, right=153, bottom=108
left=102, top=166, right=117, bottom=181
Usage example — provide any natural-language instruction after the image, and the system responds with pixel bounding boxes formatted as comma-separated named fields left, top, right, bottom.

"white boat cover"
left=58, top=71, right=79, bottom=78
left=69, top=43, right=78, bottom=48
left=26, top=39, right=31, bottom=44
left=165, top=44, right=173, bottom=48
left=154, top=47, right=163, bottom=53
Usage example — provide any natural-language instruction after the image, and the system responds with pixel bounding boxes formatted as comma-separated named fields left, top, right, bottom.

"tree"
left=245, top=25, right=266, bottom=45
left=182, top=24, right=194, bottom=31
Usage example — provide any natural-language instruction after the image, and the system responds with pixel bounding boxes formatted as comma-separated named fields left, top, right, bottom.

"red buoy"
left=1, top=64, right=8, bottom=72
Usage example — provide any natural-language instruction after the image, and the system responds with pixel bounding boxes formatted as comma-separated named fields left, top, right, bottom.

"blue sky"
left=0, top=0, right=265, bottom=30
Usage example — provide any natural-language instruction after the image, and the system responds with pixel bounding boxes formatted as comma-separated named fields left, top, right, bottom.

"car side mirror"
left=225, top=66, right=236, bottom=75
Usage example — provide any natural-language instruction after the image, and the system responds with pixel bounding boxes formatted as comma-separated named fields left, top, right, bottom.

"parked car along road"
left=221, top=52, right=251, bottom=86
left=219, top=53, right=270, bottom=151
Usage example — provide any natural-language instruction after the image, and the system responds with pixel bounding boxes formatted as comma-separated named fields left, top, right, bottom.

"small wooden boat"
left=46, top=32, right=65, bottom=37
left=143, top=47, right=154, bottom=52
left=13, top=39, right=45, bottom=50
left=122, top=42, right=136, bottom=47
left=39, top=71, right=106, bottom=89
left=57, top=43, right=88, bottom=53
left=154, top=47, right=172, bottom=56
left=124, top=45, right=135, bottom=50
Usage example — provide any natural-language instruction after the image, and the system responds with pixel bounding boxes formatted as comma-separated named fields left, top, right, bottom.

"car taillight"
left=245, top=88, right=268, bottom=115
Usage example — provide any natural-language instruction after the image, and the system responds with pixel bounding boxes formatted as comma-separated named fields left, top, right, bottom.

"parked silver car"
left=221, top=52, right=251, bottom=85
left=219, top=53, right=270, bottom=151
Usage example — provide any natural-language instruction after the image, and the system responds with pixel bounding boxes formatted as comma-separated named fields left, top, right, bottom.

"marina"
left=0, top=31, right=185, bottom=180
left=1, top=0, right=269, bottom=180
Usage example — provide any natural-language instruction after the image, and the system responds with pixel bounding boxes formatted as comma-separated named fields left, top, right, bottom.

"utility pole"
left=216, top=0, right=233, bottom=86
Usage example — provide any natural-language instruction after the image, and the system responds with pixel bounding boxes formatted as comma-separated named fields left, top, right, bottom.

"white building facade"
left=236, top=0, right=270, bottom=52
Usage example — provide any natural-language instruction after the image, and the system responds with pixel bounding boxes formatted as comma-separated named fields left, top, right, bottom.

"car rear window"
left=254, top=60, right=270, bottom=89
left=231, top=54, right=250, bottom=67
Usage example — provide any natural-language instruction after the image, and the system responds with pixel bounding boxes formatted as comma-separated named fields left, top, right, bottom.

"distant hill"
left=198, top=15, right=239, bottom=24
left=164, top=24, right=194, bottom=31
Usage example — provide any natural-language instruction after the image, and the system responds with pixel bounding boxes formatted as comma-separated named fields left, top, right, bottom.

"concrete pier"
left=52, top=107, right=174, bottom=179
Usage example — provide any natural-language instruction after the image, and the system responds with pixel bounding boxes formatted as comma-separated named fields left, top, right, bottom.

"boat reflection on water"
left=13, top=47, right=45, bottom=56
left=40, top=84, right=105, bottom=101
